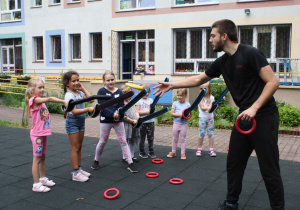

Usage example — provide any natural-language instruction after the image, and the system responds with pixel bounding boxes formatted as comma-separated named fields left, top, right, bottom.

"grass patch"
left=0, top=119, right=29, bottom=129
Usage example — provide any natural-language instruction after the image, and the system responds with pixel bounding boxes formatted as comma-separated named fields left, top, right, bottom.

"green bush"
left=44, top=91, right=64, bottom=114
left=215, top=104, right=238, bottom=123
left=1, top=87, right=25, bottom=107
left=278, top=104, right=300, bottom=127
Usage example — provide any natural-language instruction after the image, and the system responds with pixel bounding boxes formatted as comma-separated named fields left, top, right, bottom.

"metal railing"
left=272, top=58, right=300, bottom=86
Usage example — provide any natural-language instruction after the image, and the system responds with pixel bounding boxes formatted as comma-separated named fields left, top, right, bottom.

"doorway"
left=1, top=38, right=23, bottom=74
left=121, top=41, right=135, bottom=80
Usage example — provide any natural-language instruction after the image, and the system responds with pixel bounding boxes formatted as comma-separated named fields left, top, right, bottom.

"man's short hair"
left=212, top=19, right=238, bottom=43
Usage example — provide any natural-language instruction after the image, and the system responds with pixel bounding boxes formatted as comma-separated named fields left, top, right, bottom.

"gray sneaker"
left=127, top=163, right=138, bottom=173
left=139, top=152, right=148, bottom=159
left=148, top=152, right=156, bottom=159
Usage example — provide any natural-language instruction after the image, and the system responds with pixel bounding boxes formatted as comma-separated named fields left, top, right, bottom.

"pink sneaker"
left=209, top=150, right=217, bottom=157
left=80, top=168, right=91, bottom=177
left=196, top=149, right=202, bottom=157
left=40, top=177, right=55, bottom=186
left=72, top=172, right=89, bottom=182
left=32, top=183, right=50, bottom=192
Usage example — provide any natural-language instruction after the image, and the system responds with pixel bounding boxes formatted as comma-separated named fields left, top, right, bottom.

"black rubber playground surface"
left=0, top=126, right=299, bottom=209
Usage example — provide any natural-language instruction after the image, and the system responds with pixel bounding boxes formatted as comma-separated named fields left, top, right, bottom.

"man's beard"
left=212, top=39, right=224, bottom=52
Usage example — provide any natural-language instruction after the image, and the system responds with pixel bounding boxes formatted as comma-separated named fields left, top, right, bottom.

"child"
left=135, top=84, right=156, bottom=158
left=25, top=77, right=68, bottom=192
left=196, top=81, right=216, bottom=157
left=120, top=85, right=140, bottom=162
left=167, top=88, right=190, bottom=160
left=63, top=70, right=94, bottom=182
left=91, top=70, right=138, bottom=173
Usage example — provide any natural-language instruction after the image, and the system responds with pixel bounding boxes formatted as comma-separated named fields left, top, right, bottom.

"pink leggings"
left=172, top=123, right=188, bottom=154
left=94, top=122, right=132, bottom=164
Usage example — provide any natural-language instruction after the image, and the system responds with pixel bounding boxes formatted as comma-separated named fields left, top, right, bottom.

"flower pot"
left=0, top=75, right=11, bottom=83
left=17, top=77, right=30, bottom=85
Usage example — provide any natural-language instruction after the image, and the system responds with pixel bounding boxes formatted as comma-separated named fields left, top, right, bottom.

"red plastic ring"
left=104, top=188, right=120, bottom=199
left=169, top=178, right=183, bottom=185
left=146, top=172, right=159, bottom=178
left=181, top=108, right=192, bottom=120
left=152, top=158, right=164, bottom=164
left=235, top=118, right=256, bottom=134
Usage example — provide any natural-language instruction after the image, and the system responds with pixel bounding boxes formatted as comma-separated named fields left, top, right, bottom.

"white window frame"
left=50, top=35, right=62, bottom=62
left=33, top=36, right=44, bottom=62
left=67, top=0, right=81, bottom=3
left=48, top=0, right=61, bottom=6
left=173, top=28, right=216, bottom=75
left=135, top=30, right=155, bottom=74
left=237, top=0, right=269, bottom=2
left=70, top=34, right=81, bottom=61
left=32, top=0, right=42, bottom=7
left=90, top=33, right=103, bottom=61
left=117, top=0, right=155, bottom=11
left=0, top=0, right=22, bottom=23
left=238, top=25, right=291, bottom=63
left=173, top=0, right=218, bottom=7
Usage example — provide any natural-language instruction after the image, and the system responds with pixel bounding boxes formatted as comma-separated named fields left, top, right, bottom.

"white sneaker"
left=72, top=172, right=89, bottom=182
left=196, top=149, right=202, bottom=157
left=80, top=168, right=91, bottom=177
left=209, top=150, right=217, bottom=157
left=40, top=177, right=55, bottom=186
left=32, top=183, right=51, bottom=192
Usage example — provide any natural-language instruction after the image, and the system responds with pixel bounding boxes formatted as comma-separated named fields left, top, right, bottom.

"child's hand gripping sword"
left=150, top=77, right=169, bottom=114
left=88, top=91, right=135, bottom=118
left=133, top=107, right=169, bottom=128
left=62, top=95, right=112, bottom=112
left=181, top=88, right=207, bottom=120
left=115, top=89, right=148, bottom=121
left=209, top=88, right=229, bottom=113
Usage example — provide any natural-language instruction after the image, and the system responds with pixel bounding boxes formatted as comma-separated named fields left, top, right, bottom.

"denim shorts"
left=65, top=114, right=85, bottom=134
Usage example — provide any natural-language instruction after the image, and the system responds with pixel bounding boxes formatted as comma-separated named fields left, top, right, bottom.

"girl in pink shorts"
left=25, top=77, right=68, bottom=192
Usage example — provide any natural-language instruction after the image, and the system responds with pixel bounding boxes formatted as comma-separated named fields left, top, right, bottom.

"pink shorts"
left=31, top=136, right=47, bottom=157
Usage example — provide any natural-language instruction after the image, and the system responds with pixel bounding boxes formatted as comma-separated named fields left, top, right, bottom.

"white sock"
left=39, top=177, right=46, bottom=181
left=210, top=148, right=214, bottom=151
left=33, top=182, right=41, bottom=186
left=198, top=147, right=202, bottom=150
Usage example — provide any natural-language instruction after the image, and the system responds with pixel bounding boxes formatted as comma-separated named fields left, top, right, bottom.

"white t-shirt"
left=136, top=98, right=154, bottom=123
left=198, top=95, right=215, bottom=118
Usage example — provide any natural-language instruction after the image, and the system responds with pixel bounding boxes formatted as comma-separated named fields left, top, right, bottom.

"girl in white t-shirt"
left=196, top=82, right=216, bottom=157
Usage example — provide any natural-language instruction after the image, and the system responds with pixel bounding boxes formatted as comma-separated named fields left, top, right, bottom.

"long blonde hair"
left=24, top=77, right=44, bottom=121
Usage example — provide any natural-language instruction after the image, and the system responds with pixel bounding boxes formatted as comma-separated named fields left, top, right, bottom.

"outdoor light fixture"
left=245, top=9, right=250, bottom=15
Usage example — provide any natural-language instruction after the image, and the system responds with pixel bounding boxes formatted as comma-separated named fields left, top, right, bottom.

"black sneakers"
left=91, top=160, right=99, bottom=170
left=148, top=152, right=156, bottom=159
left=139, top=152, right=148, bottom=159
left=216, top=201, right=239, bottom=210
left=127, top=163, right=138, bottom=173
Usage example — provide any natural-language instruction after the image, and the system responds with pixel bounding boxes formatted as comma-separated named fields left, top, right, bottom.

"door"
left=1, top=46, right=15, bottom=73
left=121, top=42, right=135, bottom=80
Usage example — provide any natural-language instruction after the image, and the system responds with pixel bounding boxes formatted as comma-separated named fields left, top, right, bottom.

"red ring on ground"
left=169, top=178, right=183, bottom=185
left=146, top=172, right=159, bottom=178
left=235, top=118, right=256, bottom=134
left=152, top=158, right=164, bottom=164
left=181, top=108, right=192, bottom=120
left=104, top=188, right=120, bottom=199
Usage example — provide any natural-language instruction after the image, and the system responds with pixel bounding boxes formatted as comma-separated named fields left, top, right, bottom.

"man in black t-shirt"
left=154, top=19, right=284, bottom=210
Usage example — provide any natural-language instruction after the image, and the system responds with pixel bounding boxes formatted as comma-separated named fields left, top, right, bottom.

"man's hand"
left=153, top=82, right=172, bottom=97
left=237, top=107, right=257, bottom=122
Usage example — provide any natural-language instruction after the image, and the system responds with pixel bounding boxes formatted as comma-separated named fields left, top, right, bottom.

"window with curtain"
left=91, top=33, right=102, bottom=60
left=71, top=34, right=81, bottom=60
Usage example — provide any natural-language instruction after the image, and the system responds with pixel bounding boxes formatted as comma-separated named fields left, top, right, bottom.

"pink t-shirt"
left=29, top=96, right=51, bottom=136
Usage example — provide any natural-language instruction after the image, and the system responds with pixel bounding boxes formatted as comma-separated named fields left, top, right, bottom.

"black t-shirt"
left=97, top=87, right=124, bottom=123
left=205, top=44, right=276, bottom=114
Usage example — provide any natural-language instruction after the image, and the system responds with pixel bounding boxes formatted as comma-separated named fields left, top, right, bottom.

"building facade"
left=0, top=0, right=300, bottom=85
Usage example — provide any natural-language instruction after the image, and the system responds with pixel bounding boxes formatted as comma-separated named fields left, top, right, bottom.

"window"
left=90, top=33, right=102, bottom=61
left=68, top=0, right=80, bottom=3
left=50, top=35, right=61, bottom=61
left=239, top=25, right=291, bottom=61
left=119, top=0, right=155, bottom=11
left=33, top=0, right=42, bottom=7
left=34, top=37, right=44, bottom=61
left=136, top=30, right=155, bottom=74
left=174, top=28, right=216, bottom=74
left=175, top=0, right=218, bottom=6
left=49, top=0, right=61, bottom=5
left=0, top=0, right=22, bottom=22
left=70, top=34, right=81, bottom=61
